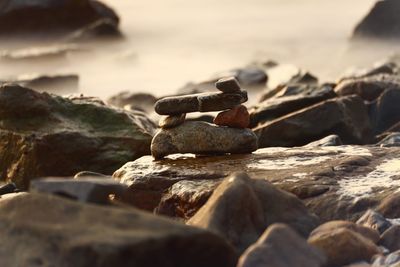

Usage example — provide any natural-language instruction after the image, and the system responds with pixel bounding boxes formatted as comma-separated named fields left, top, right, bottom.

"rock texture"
left=0, top=193, right=238, bottom=267
left=151, top=121, right=258, bottom=159
left=379, top=225, right=400, bottom=252
left=0, top=84, right=156, bottom=189
left=187, top=173, right=319, bottom=252
left=213, top=105, right=250, bottom=128
left=237, top=224, right=326, bottom=267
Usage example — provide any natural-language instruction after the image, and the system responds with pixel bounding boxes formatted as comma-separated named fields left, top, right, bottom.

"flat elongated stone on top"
left=154, top=91, right=248, bottom=115
left=151, top=121, right=258, bottom=159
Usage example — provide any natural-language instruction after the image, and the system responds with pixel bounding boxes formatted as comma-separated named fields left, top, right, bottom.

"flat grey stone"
left=215, top=77, right=241, bottom=93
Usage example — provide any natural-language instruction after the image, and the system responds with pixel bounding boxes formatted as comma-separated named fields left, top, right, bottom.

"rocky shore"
left=1, top=1, right=400, bottom=267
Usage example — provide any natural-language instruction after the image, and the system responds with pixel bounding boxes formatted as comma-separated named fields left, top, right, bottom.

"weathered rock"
left=370, top=88, right=400, bottom=133
left=379, top=225, right=400, bottom=252
left=154, top=91, right=248, bottom=115
left=114, top=145, right=400, bottom=222
left=237, top=224, right=326, bottom=267
left=213, top=105, right=250, bottom=128
left=250, top=85, right=336, bottom=127
left=0, top=84, right=156, bottom=189
left=304, top=135, right=343, bottom=147
left=353, top=0, right=400, bottom=40
left=310, top=221, right=380, bottom=244
left=107, top=91, right=158, bottom=113
left=0, top=0, right=119, bottom=37
left=151, top=121, right=258, bottom=159
left=379, top=133, right=400, bottom=147
left=30, top=177, right=128, bottom=204
left=308, top=228, right=381, bottom=267
left=156, top=179, right=220, bottom=219
left=159, top=114, right=186, bottom=129
left=0, top=193, right=238, bottom=267
left=357, top=210, right=392, bottom=234
left=67, top=18, right=122, bottom=41
left=187, top=173, right=319, bottom=252
left=254, top=95, right=373, bottom=147
left=215, top=77, right=241, bottom=93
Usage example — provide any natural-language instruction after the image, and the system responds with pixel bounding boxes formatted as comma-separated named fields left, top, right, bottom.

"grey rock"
left=238, top=224, right=326, bottom=267
left=154, top=91, right=247, bottom=115
left=304, top=135, right=343, bottom=147
left=357, top=210, right=392, bottom=234
left=380, top=226, right=400, bottom=252
left=30, top=177, right=128, bottom=204
left=215, top=77, right=241, bottom=93
left=159, top=114, right=186, bottom=129
left=372, top=250, right=400, bottom=266
left=379, top=133, right=400, bottom=147
left=0, top=193, right=238, bottom=267
left=235, top=67, right=268, bottom=86
left=67, top=18, right=122, bottom=41
left=151, top=121, right=258, bottom=159
left=0, top=183, right=17, bottom=195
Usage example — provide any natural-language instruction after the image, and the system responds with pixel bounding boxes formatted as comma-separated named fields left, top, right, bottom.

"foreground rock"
left=114, top=145, right=400, bottom=222
left=254, top=95, right=373, bottom=147
left=187, top=173, right=319, bottom=252
left=0, top=193, right=237, bottom=267
left=353, top=0, right=400, bottom=40
left=151, top=121, right=258, bottom=159
left=0, top=84, right=156, bottom=188
left=238, top=224, right=326, bottom=267
left=0, top=0, right=120, bottom=37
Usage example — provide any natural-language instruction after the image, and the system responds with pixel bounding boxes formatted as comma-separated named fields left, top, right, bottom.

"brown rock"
left=310, top=220, right=380, bottom=244
left=238, top=223, right=326, bottom=267
left=187, top=173, right=319, bottom=252
left=379, top=225, right=400, bottom=252
left=213, top=105, right=250, bottom=128
left=377, top=193, right=400, bottom=219
left=308, top=228, right=381, bottom=267
left=357, top=210, right=392, bottom=234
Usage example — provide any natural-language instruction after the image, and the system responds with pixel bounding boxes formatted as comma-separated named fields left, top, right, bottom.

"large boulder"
left=0, top=84, right=156, bottom=189
left=353, top=0, right=400, bottom=40
left=0, top=0, right=120, bottom=36
left=254, top=95, right=373, bottom=148
left=0, top=193, right=238, bottom=267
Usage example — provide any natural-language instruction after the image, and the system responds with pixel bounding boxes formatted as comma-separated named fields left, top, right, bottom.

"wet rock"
left=114, top=145, right=400, bottom=222
left=156, top=179, right=220, bottom=219
left=215, top=77, right=241, bottom=93
left=335, top=74, right=400, bottom=101
left=254, top=95, right=373, bottom=148
left=379, top=225, right=400, bottom=252
left=353, top=0, right=400, bottom=40
left=107, top=91, right=158, bottom=113
left=250, top=84, right=336, bottom=127
left=378, top=133, right=400, bottom=147
left=370, top=88, right=400, bottom=133
left=237, top=224, right=326, bottom=267
left=151, top=121, right=258, bottom=159
left=159, top=114, right=186, bottom=129
left=0, top=183, right=17, bottom=196
left=0, top=0, right=119, bottom=37
left=30, top=177, right=127, bottom=204
left=67, top=18, right=122, bottom=41
left=304, top=135, right=343, bottom=147
left=0, top=193, right=238, bottom=267
left=357, top=210, right=392, bottom=234
left=213, top=105, right=250, bottom=128
left=310, top=221, right=380, bottom=243
left=187, top=173, right=319, bottom=252
left=0, top=84, right=156, bottom=189
left=154, top=91, right=247, bottom=115
left=308, top=228, right=381, bottom=267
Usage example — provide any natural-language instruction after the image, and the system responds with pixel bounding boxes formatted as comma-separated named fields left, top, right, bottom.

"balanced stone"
left=151, top=121, right=258, bottom=159
left=159, top=114, right=186, bottom=129
left=214, top=105, right=250, bottom=128
left=215, top=77, right=241, bottom=93
left=154, top=91, right=248, bottom=115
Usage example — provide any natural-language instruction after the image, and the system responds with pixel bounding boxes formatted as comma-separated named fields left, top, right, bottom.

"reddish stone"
left=213, top=105, right=250, bottom=128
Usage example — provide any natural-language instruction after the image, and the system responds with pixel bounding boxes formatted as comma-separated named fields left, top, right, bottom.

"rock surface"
left=151, top=121, right=258, bottom=159
left=379, top=225, right=400, bottom=252
left=114, top=145, right=400, bottom=222
left=0, top=0, right=120, bottom=37
left=378, top=133, right=400, bottom=147
left=357, top=210, right=393, bottom=234
left=213, top=105, right=250, bottom=128
left=215, top=77, right=241, bottom=93
left=187, top=173, right=319, bottom=252
left=159, top=114, right=186, bottom=129
left=254, top=95, right=373, bottom=147
left=370, top=88, right=400, bottom=134
left=0, top=193, right=238, bottom=267
left=238, top=224, right=325, bottom=267
left=0, top=84, right=156, bottom=189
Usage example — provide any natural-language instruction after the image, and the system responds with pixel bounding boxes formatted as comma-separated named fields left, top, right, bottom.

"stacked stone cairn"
left=151, top=77, right=259, bottom=159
